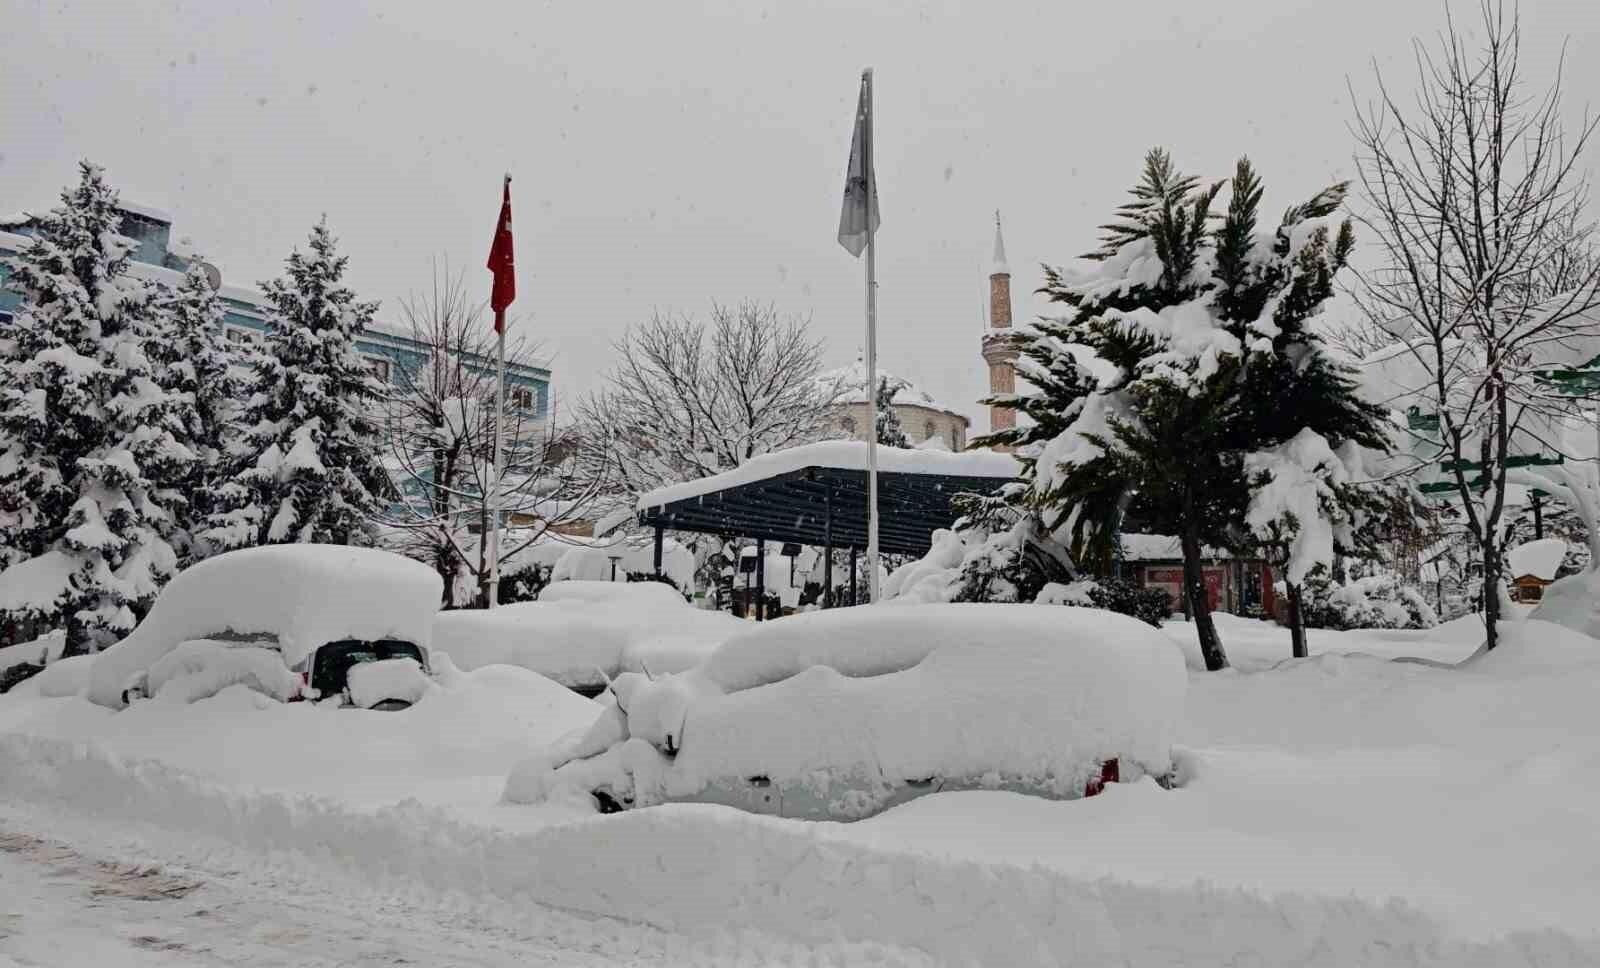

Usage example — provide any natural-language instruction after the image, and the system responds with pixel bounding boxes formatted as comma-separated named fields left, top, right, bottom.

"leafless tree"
left=380, top=264, right=606, bottom=607
left=1348, top=1, right=1600, bottom=649
left=577, top=302, right=840, bottom=523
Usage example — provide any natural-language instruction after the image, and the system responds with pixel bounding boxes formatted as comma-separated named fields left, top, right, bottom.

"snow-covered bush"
left=1298, top=573, right=1438, bottom=631
left=1039, top=578, right=1170, bottom=628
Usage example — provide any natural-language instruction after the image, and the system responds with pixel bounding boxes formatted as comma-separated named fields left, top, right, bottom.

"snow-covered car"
left=89, top=546, right=443, bottom=711
left=432, top=580, right=744, bottom=696
left=504, top=603, right=1186, bottom=821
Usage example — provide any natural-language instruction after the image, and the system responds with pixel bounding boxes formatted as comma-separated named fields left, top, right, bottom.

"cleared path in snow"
left=0, top=827, right=642, bottom=967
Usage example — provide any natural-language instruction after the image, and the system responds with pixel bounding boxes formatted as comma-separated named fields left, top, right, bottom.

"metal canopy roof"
left=635, top=463, right=1014, bottom=556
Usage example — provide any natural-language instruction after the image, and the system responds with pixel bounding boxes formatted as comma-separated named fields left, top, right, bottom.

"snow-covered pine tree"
left=0, top=162, right=192, bottom=652
left=146, top=259, right=240, bottom=562
left=874, top=377, right=910, bottom=448
left=203, top=220, right=391, bottom=550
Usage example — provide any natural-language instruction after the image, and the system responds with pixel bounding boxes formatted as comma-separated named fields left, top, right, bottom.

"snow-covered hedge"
left=884, top=531, right=1168, bottom=627
left=1298, top=573, right=1438, bottom=631
left=506, top=604, right=1186, bottom=819
left=1037, top=578, right=1171, bottom=628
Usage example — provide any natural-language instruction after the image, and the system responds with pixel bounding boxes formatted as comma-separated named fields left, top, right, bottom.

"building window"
left=950, top=426, right=962, bottom=450
left=509, top=387, right=535, bottom=412
left=924, top=420, right=937, bottom=441
left=224, top=324, right=263, bottom=347
left=840, top=416, right=857, bottom=435
left=365, top=357, right=392, bottom=383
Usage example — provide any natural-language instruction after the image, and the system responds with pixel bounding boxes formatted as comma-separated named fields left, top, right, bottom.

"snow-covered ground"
left=3, top=607, right=1598, bottom=965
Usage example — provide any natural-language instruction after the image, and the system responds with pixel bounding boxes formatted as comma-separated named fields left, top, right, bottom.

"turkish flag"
left=486, top=176, right=515, bottom=333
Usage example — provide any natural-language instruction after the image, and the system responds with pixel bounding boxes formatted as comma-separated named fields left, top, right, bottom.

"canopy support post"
left=755, top=538, right=766, bottom=621
left=824, top=483, right=834, bottom=609
left=653, top=523, right=664, bottom=577
left=850, top=547, right=858, bottom=606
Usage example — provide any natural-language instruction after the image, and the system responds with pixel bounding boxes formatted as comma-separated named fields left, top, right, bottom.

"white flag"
left=837, top=74, right=880, bottom=258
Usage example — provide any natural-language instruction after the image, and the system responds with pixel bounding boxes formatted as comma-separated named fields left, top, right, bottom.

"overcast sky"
left=4, top=0, right=1597, bottom=428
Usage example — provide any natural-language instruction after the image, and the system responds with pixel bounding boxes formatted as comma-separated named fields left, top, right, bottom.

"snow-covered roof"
left=816, top=358, right=969, bottom=422
left=637, top=440, right=1021, bottom=512
left=1507, top=537, right=1566, bottom=581
left=118, top=200, right=173, bottom=223
left=1118, top=533, right=1237, bottom=562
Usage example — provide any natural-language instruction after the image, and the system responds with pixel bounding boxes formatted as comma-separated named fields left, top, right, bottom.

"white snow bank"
left=1530, top=566, right=1600, bottom=637
left=512, top=604, right=1187, bottom=818
left=31, top=655, right=93, bottom=698
left=346, top=657, right=432, bottom=708
left=1508, top=537, right=1568, bottom=581
left=88, top=545, right=442, bottom=708
left=3, top=734, right=1596, bottom=967
left=537, top=580, right=685, bottom=608
left=433, top=591, right=743, bottom=690
left=146, top=641, right=300, bottom=704
left=1, top=664, right=598, bottom=810
left=637, top=440, right=1019, bottom=510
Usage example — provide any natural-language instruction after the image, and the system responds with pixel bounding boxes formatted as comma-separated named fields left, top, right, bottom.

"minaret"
left=981, top=211, right=1020, bottom=451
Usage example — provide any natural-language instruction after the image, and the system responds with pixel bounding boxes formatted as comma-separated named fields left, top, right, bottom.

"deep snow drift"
left=3, top=605, right=1599, bottom=964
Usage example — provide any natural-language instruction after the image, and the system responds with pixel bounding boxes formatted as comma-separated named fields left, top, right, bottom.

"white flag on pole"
left=837, top=75, right=880, bottom=258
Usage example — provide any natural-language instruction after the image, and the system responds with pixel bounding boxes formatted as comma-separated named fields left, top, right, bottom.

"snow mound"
left=6, top=733, right=1596, bottom=966
left=433, top=591, right=743, bottom=691
left=146, top=641, right=300, bottom=704
left=88, top=545, right=442, bottom=708
left=510, top=604, right=1187, bottom=818
left=1529, top=567, right=1600, bottom=639
left=31, top=655, right=94, bottom=698
left=537, top=580, right=686, bottom=608
left=346, top=657, right=431, bottom=708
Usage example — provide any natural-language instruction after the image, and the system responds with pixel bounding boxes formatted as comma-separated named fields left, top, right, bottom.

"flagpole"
left=489, top=317, right=504, bottom=608
left=488, top=173, right=509, bottom=610
left=861, top=68, right=880, bottom=603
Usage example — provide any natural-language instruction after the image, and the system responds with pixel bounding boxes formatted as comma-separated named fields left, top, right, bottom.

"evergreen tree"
left=0, top=162, right=191, bottom=651
left=874, top=377, right=910, bottom=448
left=147, top=260, right=240, bottom=561
left=1224, top=159, right=1397, bottom=657
left=975, top=149, right=1386, bottom=670
left=204, top=220, right=391, bottom=550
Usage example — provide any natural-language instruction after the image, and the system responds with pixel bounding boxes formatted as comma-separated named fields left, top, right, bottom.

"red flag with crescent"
left=487, top=176, right=515, bottom=333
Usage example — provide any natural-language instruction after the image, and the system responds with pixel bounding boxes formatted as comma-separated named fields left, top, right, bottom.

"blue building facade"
left=0, top=204, right=551, bottom=420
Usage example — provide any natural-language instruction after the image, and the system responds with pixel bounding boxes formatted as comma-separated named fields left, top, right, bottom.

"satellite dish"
left=200, top=262, right=222, bottom=291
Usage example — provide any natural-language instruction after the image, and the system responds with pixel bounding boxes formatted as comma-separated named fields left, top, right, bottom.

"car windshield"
left=310, top=639, right=425, bottom=697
